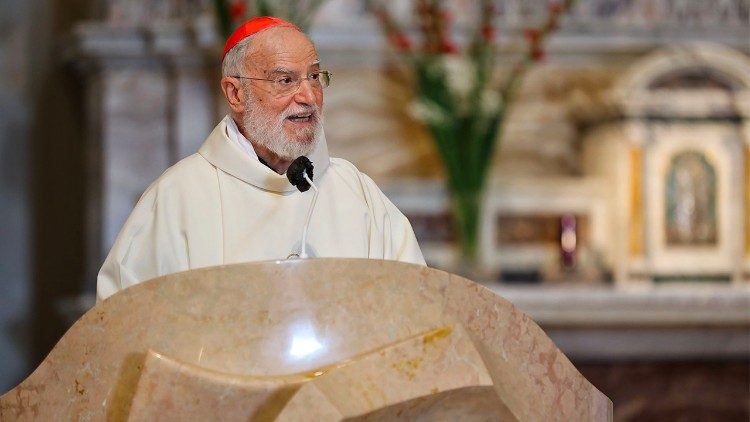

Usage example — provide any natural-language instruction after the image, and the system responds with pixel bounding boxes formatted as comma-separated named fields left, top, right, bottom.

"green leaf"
left=213, top=0, right=232, bottom=39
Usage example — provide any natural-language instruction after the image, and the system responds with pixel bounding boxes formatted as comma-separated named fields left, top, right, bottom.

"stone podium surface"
left=1, top=259, right=611, bottom=420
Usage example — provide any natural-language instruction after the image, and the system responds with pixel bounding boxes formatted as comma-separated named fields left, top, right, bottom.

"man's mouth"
left=287, top=112, right=313, bottom=123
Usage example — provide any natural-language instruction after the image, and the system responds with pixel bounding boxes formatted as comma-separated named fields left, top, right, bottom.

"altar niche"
left=665, top=150, right=718, bottom=247
left=582, top=43, right=750, bottom=285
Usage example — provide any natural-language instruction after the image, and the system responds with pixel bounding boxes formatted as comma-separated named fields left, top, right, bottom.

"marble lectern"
left=1, top=259, right=611, bottom=420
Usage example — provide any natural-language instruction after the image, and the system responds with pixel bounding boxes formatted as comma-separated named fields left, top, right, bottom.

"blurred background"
left=0, top=0, right=748, bottom=419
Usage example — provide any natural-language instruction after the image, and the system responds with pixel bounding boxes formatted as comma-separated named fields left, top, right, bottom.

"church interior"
left=0, top=0, right=748, bottom=420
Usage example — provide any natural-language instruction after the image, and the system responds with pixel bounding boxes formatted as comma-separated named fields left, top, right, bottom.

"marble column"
left=69, top=22, right=220, bottom=291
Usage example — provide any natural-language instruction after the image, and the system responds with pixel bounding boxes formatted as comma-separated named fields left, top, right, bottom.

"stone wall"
left=0, top=0, right=33, bottom=392
left=0, top=0, right=93, bottom=391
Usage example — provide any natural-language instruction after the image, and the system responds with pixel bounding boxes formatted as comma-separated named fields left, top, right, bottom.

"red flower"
left=524, top=28, right=541, bottom=44
left=439, top=39, right=459, bottom=54
left=389, top=33, right=412, bottom=51
left=481, top=25, right=495, bottom=42
left=229, top=1, right=246, bottom=20
left=531, top=46, right=545, bottom=61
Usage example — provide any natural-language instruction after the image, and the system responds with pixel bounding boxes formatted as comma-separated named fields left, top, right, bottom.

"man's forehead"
left=267, top=60, right=321, bottom=74
left=246, top=27, right=319, bottom=71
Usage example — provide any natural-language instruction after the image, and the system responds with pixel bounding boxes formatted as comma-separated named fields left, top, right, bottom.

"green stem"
left=451, top=187, right=482, bottom=264
left=212, top=0, right=231, bottom=39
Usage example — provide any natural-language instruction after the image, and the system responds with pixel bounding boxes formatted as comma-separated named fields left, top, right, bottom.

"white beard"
left=242, top=97, right=322, bottom=161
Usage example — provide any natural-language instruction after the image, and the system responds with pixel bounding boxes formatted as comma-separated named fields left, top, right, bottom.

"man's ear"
left=220, top=77, right=246, bottom=114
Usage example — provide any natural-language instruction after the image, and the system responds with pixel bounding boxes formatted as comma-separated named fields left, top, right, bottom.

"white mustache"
left=283, top=105, right=319, bottom=119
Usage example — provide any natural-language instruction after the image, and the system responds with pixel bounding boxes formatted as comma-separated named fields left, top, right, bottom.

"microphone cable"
left=286, top=156, right=317, bottom=259
left=299, top=172, right=318, bottom=258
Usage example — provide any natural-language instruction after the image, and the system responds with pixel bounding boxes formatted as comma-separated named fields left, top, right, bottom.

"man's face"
left=241, top=27, right=324, bottom=160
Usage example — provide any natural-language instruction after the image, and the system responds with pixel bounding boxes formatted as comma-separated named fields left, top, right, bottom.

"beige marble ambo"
left=0, top=258, right=612, bottom=421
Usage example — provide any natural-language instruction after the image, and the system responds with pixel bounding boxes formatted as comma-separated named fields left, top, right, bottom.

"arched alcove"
left=648, top=67, right=738, bottom=92
left=611, top=42, right=750, bottom=120
left=582, top=42, right=750, bottom=285
left=614, top=42, right=750, bottom=96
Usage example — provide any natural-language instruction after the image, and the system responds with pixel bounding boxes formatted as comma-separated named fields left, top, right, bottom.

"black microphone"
left=286, top=156, right=314, bottom=192
left=286, top=156, right=319, bottom=259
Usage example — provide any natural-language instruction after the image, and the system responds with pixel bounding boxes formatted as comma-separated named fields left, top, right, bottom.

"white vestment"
left=97, top=118, right=425, bottom=301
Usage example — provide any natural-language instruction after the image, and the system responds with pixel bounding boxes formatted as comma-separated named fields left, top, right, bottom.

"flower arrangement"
left=213, top=0, right=329, bottom=37
left=367, top=0, right=577, bottom=266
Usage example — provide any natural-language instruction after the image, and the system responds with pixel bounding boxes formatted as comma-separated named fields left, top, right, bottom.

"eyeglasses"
left=231, top=71, right=332, bottom=96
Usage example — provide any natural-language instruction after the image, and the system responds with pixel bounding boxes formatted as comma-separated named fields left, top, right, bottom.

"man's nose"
left=292, top=79, right=316, bottom=105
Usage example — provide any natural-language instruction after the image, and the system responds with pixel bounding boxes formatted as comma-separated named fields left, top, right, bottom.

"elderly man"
left=97, top=17, right=425, bottom=301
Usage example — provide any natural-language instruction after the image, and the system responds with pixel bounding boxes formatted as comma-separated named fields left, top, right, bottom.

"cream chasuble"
left=97, top=118, right=425, bottom=301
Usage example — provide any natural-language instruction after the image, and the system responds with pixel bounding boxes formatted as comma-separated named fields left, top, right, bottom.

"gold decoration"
left=629, top=148, right=643, bottom=257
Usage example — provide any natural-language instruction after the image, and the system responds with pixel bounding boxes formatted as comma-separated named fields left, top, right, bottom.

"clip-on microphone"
left=286, top=156, right=318, bottom=259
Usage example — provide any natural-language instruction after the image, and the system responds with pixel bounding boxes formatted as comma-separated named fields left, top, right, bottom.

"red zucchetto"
left=223, top=16, right=301, bottom=59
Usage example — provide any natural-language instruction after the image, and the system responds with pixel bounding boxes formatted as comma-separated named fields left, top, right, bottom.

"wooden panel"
left=405, top=212, right=456, bottom=243
left=496, top=214, right=589, bottom=246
